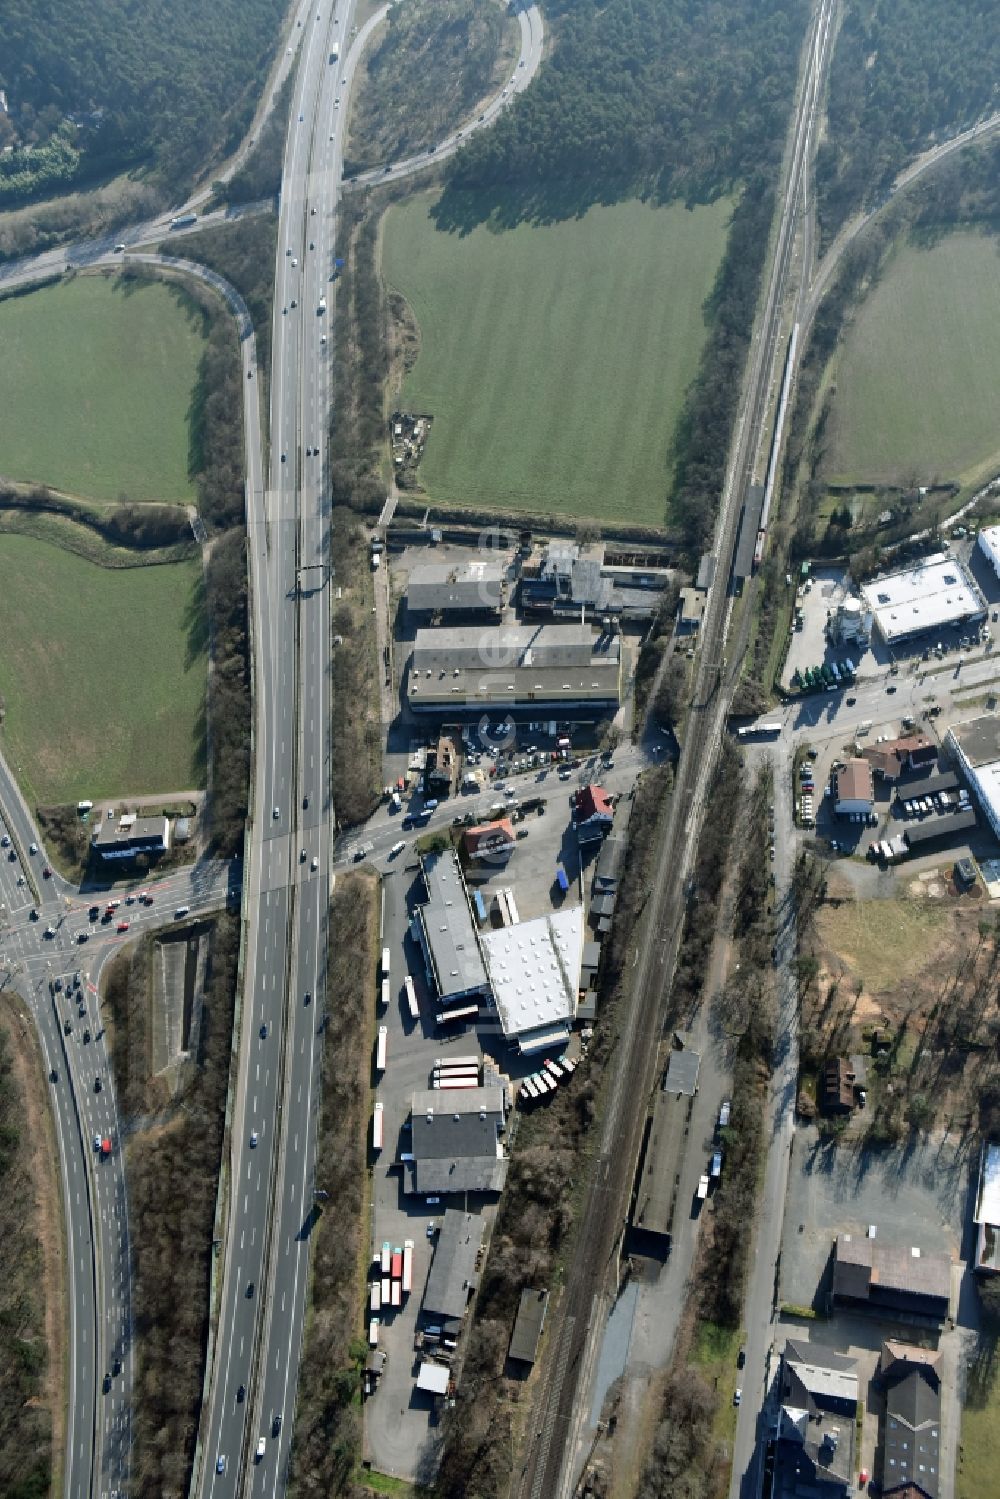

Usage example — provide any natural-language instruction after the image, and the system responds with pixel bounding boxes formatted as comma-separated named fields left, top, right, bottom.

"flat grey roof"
left=949, top=714, right=1000, bottom=769
left=900, top=770, right=959, bottom=798
left=632, top=1087, right=690, bottom=1239
left=417, top=850, right=489, bottom=1002
left=733, top=484, right=765, bottom=580
left=595, top=832, right=627, bottom=888
left=509, top=1288, right=549, bottom=1364
left=903, top=810, right=977, bottom=846
left=406, top=560, right=505, bottom=614
left=408, top=661, right=621, bottom=712
left=422, top=1209, right=484, bottom=1321
left=665, top=1048, right=700, bottom=1096
left=409, top=1086, right=507, bottom=1195
left=93, top=814, right=169, bottom=848
left=412, top=622, right=617, bottom=672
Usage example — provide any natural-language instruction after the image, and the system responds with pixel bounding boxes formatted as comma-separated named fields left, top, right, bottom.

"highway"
left=515, top=5, right=837, bottom=1497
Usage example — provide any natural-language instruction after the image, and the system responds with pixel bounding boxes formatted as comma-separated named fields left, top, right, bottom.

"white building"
left=978, top=525, right=1000, bottom=582
left=946, top=715, right=1000, bottom=841
left=974, top=1141, right=1000, bottom=1275
left=860, top=553, right=986, bottom=645
left=479, top=907, right=584, bottom=1053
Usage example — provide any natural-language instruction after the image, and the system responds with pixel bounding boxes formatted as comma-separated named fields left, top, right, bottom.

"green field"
left=0, top=274, right=205, bottom=505
left=0, top=534, right=207, bottom=806
left=382, top=193, right=732, bottom=525
left=824, top=232, right=1000, bottom=487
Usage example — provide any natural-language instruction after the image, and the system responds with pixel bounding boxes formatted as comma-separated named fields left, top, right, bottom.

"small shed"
left=416, top=1361, right=451, bottom=1396
left=509, top=1288, right=549, bottom=1366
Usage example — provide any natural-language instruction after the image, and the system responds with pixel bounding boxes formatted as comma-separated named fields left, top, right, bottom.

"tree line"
left=0, top=0, right=287, bottom=204
left=446, top=0, right=809, bottom=208
left=816, top=0, right=1000, bottom=247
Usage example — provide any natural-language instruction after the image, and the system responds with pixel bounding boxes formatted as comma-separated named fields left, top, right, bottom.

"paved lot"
left=778, top=1125, right=972, bottom=1312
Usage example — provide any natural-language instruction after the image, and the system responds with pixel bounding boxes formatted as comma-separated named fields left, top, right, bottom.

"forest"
left=816, top=0, right=1000, bottom=245
left=446, top=0, right=809, bottom=207
left=0, top=0, right=286, bottom=204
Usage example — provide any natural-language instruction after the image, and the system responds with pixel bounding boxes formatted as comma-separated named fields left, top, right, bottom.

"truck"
left=375, top=1025, right=388, bottom=1074
left=710, top=1150, right=723, bottom=1180
left=317, top=296, right=327, bottom=315
left=402, top=1239, right=414, bottom=1294
left=404, top=975, right=420, bottom=1022
left=391, top=1248, right=403, bottom=1281
left=381, top=946, right=391, bottom=979
left=697, top=1174, right=710, bottom=1201
left=381, top=1276, right=391, bottom=1304
left=370, top=1282, right=382, bottom=1313
left=372, top=1101, right=384, bottom=1151
left=169, top=212, right=198, bottom=229
left=390, top=1280, right=402, bottom=1308
left=381, top=1240, right=391, bottom=1275
left=368, top=1318, right=380, bottom=1348
left=329, top=42, right=340, bottom=62
left=380, top=977, right=390, bottom=1010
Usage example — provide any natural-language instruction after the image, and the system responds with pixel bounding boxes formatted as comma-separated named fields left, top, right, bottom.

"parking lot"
left=778, top=1125, right=971, bottom=1312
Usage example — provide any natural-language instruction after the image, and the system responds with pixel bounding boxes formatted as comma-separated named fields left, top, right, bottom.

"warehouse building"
left=421, top=1209, right=485, bottom=1324
left=415, top=850, right=490, bottom=1006
left=479, top=906, right=584, bottom=1053
left=406, top=560, right=506, bottom=617
left=508, top=1288, right=549, bottom=1367
left=832, top=1234, right=951, bottom=1322
left=407, top=623, right=622, bottom=716
left=946, top=715, right=1000, bottom=841
left=406, top=1089, right=507, bottom=1197
left=860, top=553, right=985, bottom=645
left=520, top=539, right=670, bottom=621
left=92, top=813, right=171, bottom=862
left=977, top=524, right=1000, bottom=581
left=771, top=1342, right=858, bottom=1499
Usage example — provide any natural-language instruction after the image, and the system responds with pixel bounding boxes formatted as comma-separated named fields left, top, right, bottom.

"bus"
left=372, top=1101, right=384, bottom=1151
left=737, top=722, right=781, bottom=739
left=403, top=974, right=419, bottom=1022
left=375, top=1026, right=388, bottom=1074
left=402, top=1239, right=413, bottom=1294
left=381, top=946, right=391, bottom=979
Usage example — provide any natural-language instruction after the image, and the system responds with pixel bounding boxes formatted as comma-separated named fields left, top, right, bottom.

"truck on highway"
left=169, top=212, right=198, bottom=229
left=329, top=42, right=340, bottom=62
left=381, top=946, right=391, bottom=979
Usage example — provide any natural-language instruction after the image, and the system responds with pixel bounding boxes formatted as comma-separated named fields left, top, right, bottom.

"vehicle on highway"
left=733, top=1388, right=742, bottom=1406
left=42, top=865, right=51, bottom=878
left=29, top=842, right=37, bottom=854
left=174, top=905, right=190, bottom=918
left=50, top=1068, right=58, bottom=1083
left=389, top=841, right=405, bottom=858
left=250, top=1130, right=259, bottom=1148
left=260, top=1023, right=268, bottom=1039
left=311, top=855, right=319, bottom=870
left=273, top=806, right=280, bottom=818
left=246, top=1281, right=255, bottom=1299
left=216, top=1455, right=227, bottom=1474
left=237, top=1385, right=246, bottom=1403
left=117, top=921, right=129, bottom=932
left=104, top=1373, right=112, bottom=1393
left=256, top=1437, right=266, bottom=1462
left=95, top=1077, right=102, bottom=1093
left=273, top=1414, right=282, bottom=1436
left=304, top=991, right=312, bottom=1006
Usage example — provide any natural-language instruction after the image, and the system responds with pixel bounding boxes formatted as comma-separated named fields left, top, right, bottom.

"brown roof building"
left=463, top=819, right=516, bottom=862
left=863, top=736, right=938, bottom=781
left=820, top=1057, right=857, bottom=1115
left=832, top=1234, right=951, bottom=1322
left=834, top=758, right=875, bottom=815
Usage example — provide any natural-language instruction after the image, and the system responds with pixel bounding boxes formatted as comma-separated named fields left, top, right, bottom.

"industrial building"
left=977, top=524, right=1000, bottom=581
left=479, top=907, right=584, bottom=1053
left=946, top=715, right=1000, bottom=841
left=414, top=851, right=490, bottom=1007
left=862, top=735, right=938, bottom=781
left=421, top=1208, right=485, bottom=1323
left=832, top=1234, right=951, bottom=1322
left=92, top=813, right=171, bottom=862
left=519, top=539, right=670, bottom=621
left=771, top=1340, right=858, bottom=1499
left=629, top=1047, right=701, bottom=1247
left=834, top=759, right=874, bottom=817
left=405, top=560, right=506, bottom=617
left=974, top=1141, right=1000, bottom=1275
left=406, top=1088, right=508, bottom=1197
left=829, top=595, right=871, bottom=646
left=860, top=553, right=985, bottom=645
left=407, top=623, right=622, bottom=716
left=573, top=783, right=614, bottom=843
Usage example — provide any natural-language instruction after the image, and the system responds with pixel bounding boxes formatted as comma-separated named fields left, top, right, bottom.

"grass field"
left=958, top=1339, right=1000, bottom=1499
left=824, top=232, right=1000, bottom=487
left=0, top=534, right=207, bottom=806
left=381, top=192, right=732, bottom=525
left=814, top=898, right=955, bottom=998
left=0, top=274, right=205, bottom=505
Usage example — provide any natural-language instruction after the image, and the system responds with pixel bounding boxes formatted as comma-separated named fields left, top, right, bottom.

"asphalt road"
left=0, top=743, right=236, bottom=1499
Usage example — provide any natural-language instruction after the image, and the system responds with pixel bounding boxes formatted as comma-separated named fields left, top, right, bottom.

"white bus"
left=372, top=1101, right=384, bottom=1151
left=375, top=1025, right=388, bottom=1074
left=403, top=974, right=419, bottom=1022
left=737, top=722, right=782, bottom=739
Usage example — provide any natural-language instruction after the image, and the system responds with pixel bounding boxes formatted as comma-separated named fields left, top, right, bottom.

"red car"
left=116, top=921, right=129, bottom=933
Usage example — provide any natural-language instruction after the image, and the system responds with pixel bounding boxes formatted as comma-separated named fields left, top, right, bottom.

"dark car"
left=83, top=1029, right=91, bottom=1044
left=103, top=1373, right=112, bottom=1394
left=89, top=906, right=100, bottom=920
left=50, top=1068, right=59, bottom=1083
left=886, top=684, right=897, bottom=694
left=237, top=1384, right=246, bottom=1404
left=246, top=1281, right=255, bottom=1299
left=273, top=1414, right=282, bottom=1436
left=95, top=1076, right=102, bottom=1092
left=63, top=1020, right=72, bottom=1035
left=78, top=932, right=90, bottom=943
left=112, top=1357, right=122, bottom=1376
left=401, top=816, right=414, bottom=831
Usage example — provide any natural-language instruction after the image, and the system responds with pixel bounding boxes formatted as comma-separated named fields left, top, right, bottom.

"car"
left=273, top=806, right=280, bottom=819
left=117, top=921, right=129, bottom=933
left=304, top=991, right=312, bottom=1006
left=95, top=1076, right=102, bottom=1093
left=83, top=1028, right=91, bottom=1043
left=311, top=206, right=316, bottom=215
left=309, top=240, right=314, bottom=250
left=300, top=848, right=307, bottom=862
left=401, top=816, right=414, bottom=830
left=846, top=695, right=856, bottom=705
left=273, top=1414, right=282, bottom=1436
left=389, top=840, right=405, bottom=858
left=29, top=842, right=38, bottom=854
left=114, top=242, right=126, bottom=253
left=733, top=1388, right=742, bottom=1407
left=303, top=795, right=309, bottom=809
left=291, top=257, right=298, bottom=267
left=237, top=1384, right=246, bottom=1403
left=217, top=1455, right=227, bottom=1474
left=886, top=684, right=897, bottom=694
left=94, top=1134, right=102, bottom=1150
left=281, top=452, right=286, bottom=461
left=320, top=334, right=327, bottom=344
left=260, top=1023, right=268, bottom=1039
left=104, top=1373, right=113, bottom=1394
left=290, top=298, right=297, bottom=308
left=342, top=76, right=347, bottom=84
left=311, top=855, right=319, bottom=871
left=0, top=834, right=8, bottom=847
left=246, top=1281, right=255, bottom=1299
left=256, top=1437, right=266, bottom=1462
left=250, top=1130, right=259, bottom=1147
left=50, top=1067, right=59, bottom=1083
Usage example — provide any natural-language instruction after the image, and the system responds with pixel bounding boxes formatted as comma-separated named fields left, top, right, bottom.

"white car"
left=389, top=841, right=405, bottom=858
left=29, top=842, right=38, bottom=854
left=250, top=1130, right=259, bottom=1148
left=311, top=855, right=319, bottom=871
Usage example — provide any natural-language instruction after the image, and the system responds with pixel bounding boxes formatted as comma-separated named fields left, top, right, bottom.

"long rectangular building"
left=947, top=714, right=1000, bottom=841
left=415, top=850, right=490, bottom=1006
left=407, top=623, right=621, bottom=716
left=860, top=553, right=985, bottom=644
